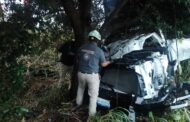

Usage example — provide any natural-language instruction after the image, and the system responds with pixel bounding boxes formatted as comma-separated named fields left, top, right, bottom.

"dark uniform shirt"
left=78, top=43, right=106, bottom=74
left=58, top=41, right=76, bottom=66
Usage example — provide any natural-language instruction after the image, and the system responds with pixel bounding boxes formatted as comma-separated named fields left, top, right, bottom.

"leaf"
left=173, top=114, right=181, bottom=121
left=19, top=107, right=29, bottom=113
left=27, top=29, right=33, bottom=34
left=149, top=112, right=155, bottom=122
left=3, top=109, right=10, bottom=114
left=15, top=106, right=29, bottom=116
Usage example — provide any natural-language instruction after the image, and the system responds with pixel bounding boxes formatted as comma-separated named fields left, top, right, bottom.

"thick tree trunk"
left=79, top=0, right=92, bottom=41
left=61, top=0, right=92, bottom=99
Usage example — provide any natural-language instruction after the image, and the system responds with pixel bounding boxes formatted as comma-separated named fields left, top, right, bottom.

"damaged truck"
left=97, top=32, right=190, bottom=113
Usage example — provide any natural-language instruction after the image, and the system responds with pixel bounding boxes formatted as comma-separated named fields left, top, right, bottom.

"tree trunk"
left=61, top=0, right=92, bottom=99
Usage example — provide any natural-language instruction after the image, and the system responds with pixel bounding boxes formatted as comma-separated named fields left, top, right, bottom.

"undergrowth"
left=88, top=107, right=130, bottom=122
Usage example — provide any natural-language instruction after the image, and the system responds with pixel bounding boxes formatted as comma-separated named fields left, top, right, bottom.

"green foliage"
left=87, top=108, right=190, bottom=122
left=12, top=65, right=25, bottom=92
left=177, top=60, right=190, bottom=82
left=141, top=109, right=190, bottom=122
left=88, top=107, right=130, bottom=122
left=0, top=0, right=73, bottom=100
left=0, top=21, right=34, bottom=101
left=112, top=0, right=190, bottom=39
left=0, top=65, right=25, bottom=101
left=0, top=2, right=73, bottom=122
left=148, top=111, right=168, bottom=122
left=0, top=98, right=29, bottom=122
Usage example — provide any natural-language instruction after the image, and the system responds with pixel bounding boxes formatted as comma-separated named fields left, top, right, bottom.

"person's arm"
left=101, top=61, right=111, bottom=67
left=99, top=49, right=111, bottom=67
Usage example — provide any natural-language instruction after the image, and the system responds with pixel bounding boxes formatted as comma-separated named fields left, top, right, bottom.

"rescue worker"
left=76, top=30, right=111, bottom=116
left=57, top=41, right=76, bottom=89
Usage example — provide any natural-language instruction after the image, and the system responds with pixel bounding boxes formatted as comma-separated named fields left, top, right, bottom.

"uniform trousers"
left=76, top=72, right=100, bottom=116
left=57, top=62, right=73, bottom=89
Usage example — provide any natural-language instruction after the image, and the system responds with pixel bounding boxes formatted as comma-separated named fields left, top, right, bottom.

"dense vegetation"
left=0, top=0, right=190, bottom=121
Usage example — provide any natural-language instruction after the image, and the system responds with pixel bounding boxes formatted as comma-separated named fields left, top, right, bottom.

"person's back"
left=78, top=43, right=105, bottom=74
left=58, top=41, right=76, bottom=66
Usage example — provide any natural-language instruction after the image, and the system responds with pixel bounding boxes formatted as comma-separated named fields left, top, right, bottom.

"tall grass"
left=88, top=107, right=130, bottom=122
left=146, top=108, right=190, bottom=122
left=87, top=107, right=190, bottom=122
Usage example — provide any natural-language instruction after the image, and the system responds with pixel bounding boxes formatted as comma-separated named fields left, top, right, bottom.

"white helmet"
left=88, top=30, right=101, bottom=41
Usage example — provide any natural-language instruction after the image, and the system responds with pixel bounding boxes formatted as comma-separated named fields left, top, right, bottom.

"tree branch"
left=101, top=4, right=148, bottom=40
left=105, top=18, right=140, bottom=39
left=100, top=0, right=128, bottom=39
